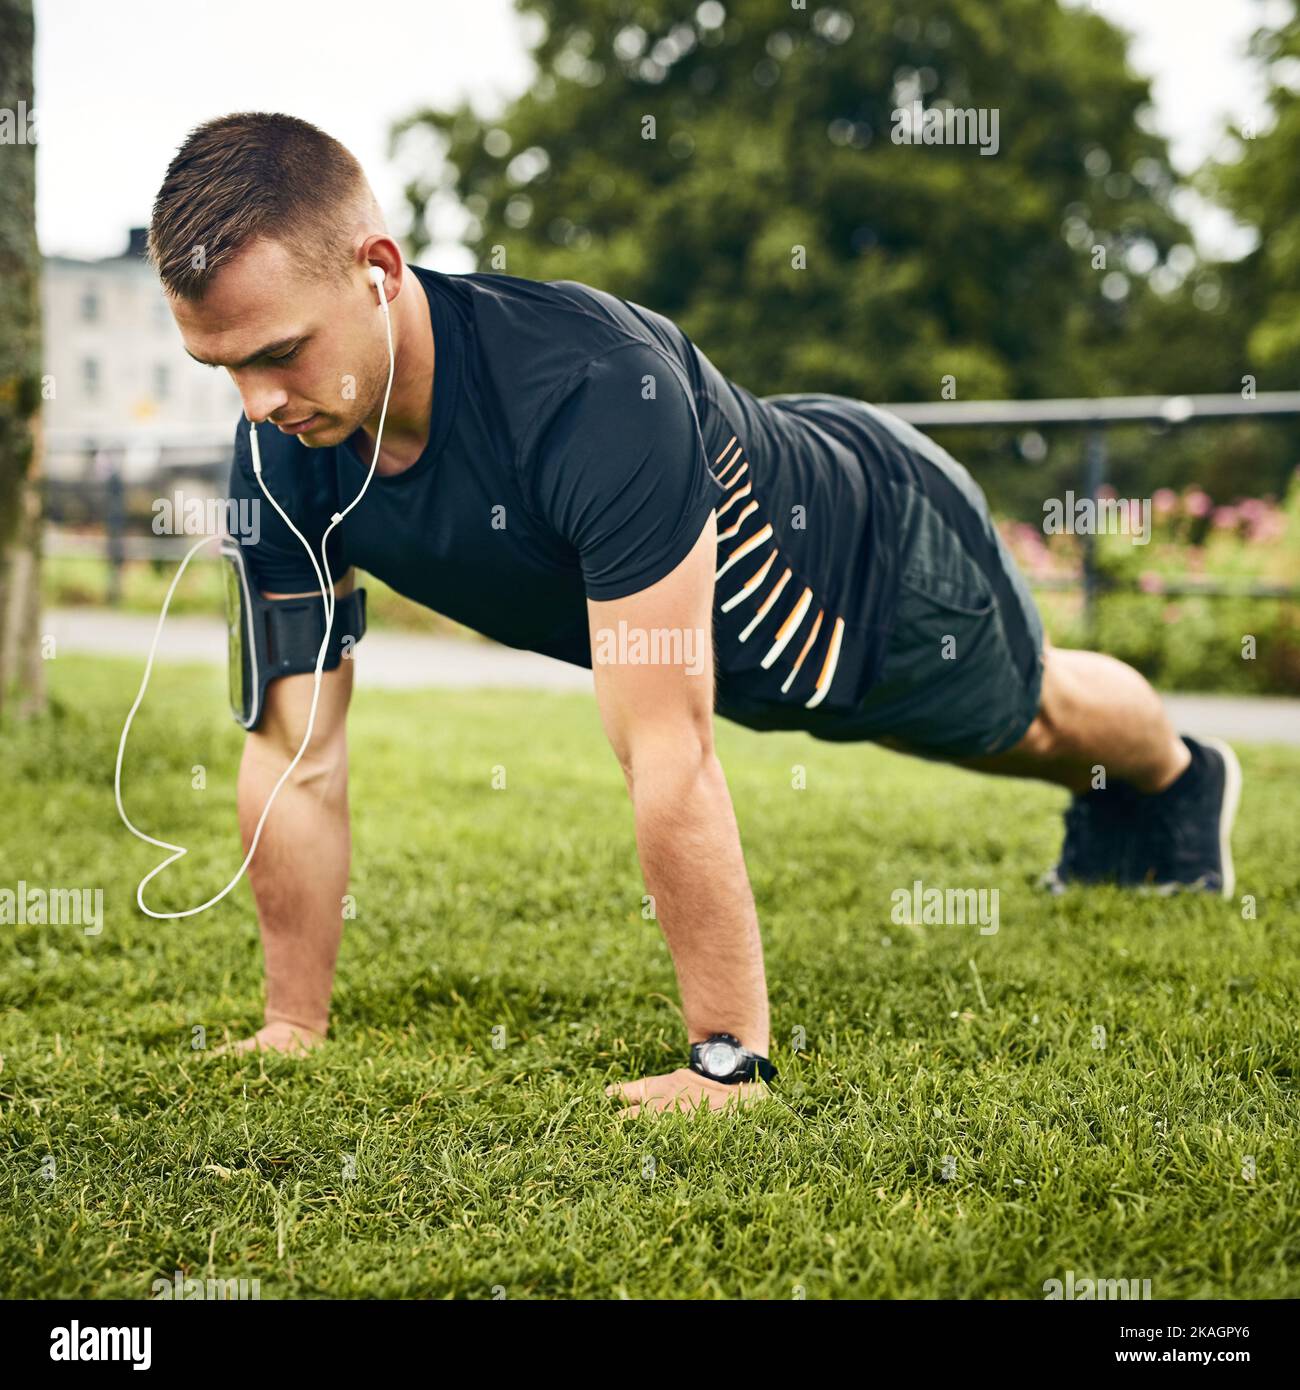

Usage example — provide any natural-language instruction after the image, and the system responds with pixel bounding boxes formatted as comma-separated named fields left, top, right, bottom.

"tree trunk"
left=0, top=0, right=45, bottom=719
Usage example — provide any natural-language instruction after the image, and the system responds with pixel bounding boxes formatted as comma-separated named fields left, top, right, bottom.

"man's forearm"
left=237, top=739, right=350, bottom=1036
left=630, top=749, right=770, bottom=1056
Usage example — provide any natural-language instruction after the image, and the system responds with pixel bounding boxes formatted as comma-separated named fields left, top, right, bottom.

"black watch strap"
left=688, top=1033, right=778, bottom=1086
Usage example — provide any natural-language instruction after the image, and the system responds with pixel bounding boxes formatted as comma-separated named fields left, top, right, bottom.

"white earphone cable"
left=114, top=266, right=394, bottom=920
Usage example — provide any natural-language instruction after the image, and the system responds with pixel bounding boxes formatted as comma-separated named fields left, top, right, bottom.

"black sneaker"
left=1043, top=779, right=1146, bottom=893
left=1136, top=735, right=1241, bottom=898
left=1044, top=735, right=1241, bottom=898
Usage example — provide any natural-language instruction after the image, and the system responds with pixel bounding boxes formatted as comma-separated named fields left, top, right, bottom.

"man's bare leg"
left=878, top=638, right=1240, bottom=896
left=952, top=640, right=1191, bottom=792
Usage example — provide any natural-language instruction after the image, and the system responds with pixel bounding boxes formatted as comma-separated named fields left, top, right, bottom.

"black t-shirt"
left=226, top=265, right=911, bottom=728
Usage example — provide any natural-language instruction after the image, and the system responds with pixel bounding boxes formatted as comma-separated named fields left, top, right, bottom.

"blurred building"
left=42, top=227, right=240, bottom=483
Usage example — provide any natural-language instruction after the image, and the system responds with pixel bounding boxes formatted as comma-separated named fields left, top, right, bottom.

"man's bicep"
left=260, top=566, right=356, bottom=602
left=587, top=510, right=717, bottom=776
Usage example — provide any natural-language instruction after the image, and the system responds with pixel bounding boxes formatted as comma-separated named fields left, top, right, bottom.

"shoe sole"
left=1200, top=735, right=1242, bottom=900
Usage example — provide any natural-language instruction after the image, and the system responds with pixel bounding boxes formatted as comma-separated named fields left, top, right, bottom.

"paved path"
left=48, top=607, right=593, bottom=692
left=46, top=608, right=1300, bottom=743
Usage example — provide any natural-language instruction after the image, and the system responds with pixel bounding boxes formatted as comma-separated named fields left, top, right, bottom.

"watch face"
left=701, top=1040, right=741, bottom=1077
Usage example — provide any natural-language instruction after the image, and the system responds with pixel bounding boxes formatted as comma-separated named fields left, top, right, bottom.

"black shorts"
left=805, top=404, right=1046, bottom=757
left=714, top=403, right=1046, bottom=760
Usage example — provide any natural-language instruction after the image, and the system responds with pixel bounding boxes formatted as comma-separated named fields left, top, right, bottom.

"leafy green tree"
left=398, top=0, right=1192, bottom=399
left=1206, top=1, right=1300, bottom=382
left=393, top=0, right=1285, bottom=513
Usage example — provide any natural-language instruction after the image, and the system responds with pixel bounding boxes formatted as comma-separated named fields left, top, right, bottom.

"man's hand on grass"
left=210, top=1020, right=326, bottom=1057
left=605, top=1067, right=768, bottom=1119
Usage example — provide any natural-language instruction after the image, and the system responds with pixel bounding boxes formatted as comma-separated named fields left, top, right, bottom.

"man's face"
left=171, top=236, right=388, bottom=448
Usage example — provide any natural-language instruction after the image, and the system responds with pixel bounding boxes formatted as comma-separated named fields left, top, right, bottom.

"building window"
left=83, top=357, right=99, bottom=397
left=81, top=287, right=99, bottom=322
left=154, top=364, right=169, bottom=399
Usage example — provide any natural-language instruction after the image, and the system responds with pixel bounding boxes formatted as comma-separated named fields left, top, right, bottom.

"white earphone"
left=114, top=264, right=394, bottom=920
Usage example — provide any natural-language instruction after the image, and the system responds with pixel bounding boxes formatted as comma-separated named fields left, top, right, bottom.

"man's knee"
left=1012, top=710, right=1058, bottom=760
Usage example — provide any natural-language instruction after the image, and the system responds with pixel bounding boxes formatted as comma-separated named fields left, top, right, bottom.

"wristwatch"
left=688, top=1032, right=778, bottom=1085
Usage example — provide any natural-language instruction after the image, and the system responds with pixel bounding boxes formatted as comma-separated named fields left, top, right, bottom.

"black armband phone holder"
left=220, top=538, right=367, bottom=730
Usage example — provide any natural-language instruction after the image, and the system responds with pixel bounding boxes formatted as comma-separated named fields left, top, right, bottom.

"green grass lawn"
left=1, top=655, right=1297, bottom=1299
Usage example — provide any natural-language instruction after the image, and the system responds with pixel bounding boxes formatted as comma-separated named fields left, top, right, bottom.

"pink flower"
left=1139, top=571, right=1163, bottom=594
left=1238, top=497, right=1266, bottom=523
left=1248, top=513, right=1286, bottom=543
left=1153, top=488, right=1178, bottom=516
left=1184, top=488, right=1212, bottom=519
left=1212, top=505, right=1239, bottom=529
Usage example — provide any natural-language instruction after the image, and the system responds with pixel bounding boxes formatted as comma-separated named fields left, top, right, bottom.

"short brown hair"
left=148, top=112, right=373, bottom=302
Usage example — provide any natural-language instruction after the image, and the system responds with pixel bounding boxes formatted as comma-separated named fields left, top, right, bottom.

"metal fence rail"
left=879, top=390, right=1300, bottom=427
left=878, top=391, right=1300, bottom=634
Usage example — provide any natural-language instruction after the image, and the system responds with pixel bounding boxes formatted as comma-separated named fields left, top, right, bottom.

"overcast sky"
left=33, top=0, right=1281, bottom=266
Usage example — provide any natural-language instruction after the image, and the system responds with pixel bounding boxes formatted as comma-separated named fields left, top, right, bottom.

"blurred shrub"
left=999, top=466, right=1300, bottom=693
